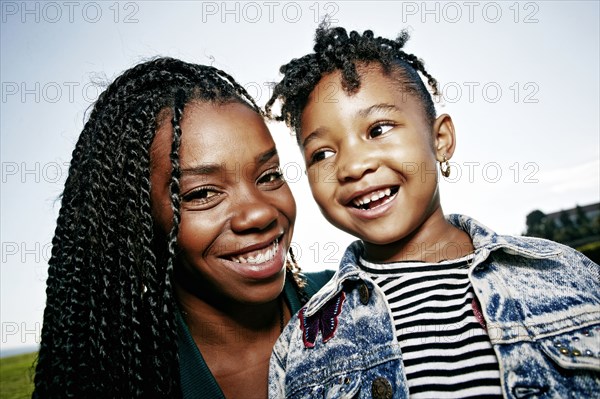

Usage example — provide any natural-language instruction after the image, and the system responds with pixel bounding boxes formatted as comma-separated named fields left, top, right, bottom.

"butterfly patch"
left=471, top=297, right=487, bottom=331
left=299, top=292, right=346, bottom=348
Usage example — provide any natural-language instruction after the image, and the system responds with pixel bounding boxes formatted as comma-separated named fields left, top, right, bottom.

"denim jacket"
left=270, top=214, right=600, bottom=399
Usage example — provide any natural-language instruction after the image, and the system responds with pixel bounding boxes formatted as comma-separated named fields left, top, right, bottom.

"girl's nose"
left=336, top=143, right=379, bottom=182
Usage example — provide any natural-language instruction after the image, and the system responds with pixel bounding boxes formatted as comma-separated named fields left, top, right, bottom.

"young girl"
left=265, top=23, right=600, bottom=398
left=32, top=57, right=332, bottom=398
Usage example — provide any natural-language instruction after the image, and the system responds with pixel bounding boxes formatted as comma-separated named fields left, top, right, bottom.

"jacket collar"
left=304, top=214, right=562, bottom=316
left=303, top=241, right=364, bottom=316
left=446, top=214, right=561, bottom=261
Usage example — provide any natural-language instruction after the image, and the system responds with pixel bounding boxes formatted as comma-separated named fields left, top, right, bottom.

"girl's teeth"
left=353, top=188, right=395, bottom=208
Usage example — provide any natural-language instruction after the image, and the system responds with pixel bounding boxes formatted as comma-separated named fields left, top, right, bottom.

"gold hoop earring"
left=440, top=155, right=451, bottom=178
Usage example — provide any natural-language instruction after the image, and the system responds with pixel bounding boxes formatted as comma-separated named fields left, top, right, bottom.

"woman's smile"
left=220, top=236, right=286, bottom=280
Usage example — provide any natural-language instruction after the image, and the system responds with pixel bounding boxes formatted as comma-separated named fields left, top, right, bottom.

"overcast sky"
left=1, top=1, right=598, bottom=355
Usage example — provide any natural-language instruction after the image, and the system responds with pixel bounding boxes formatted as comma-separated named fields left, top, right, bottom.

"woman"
left=32, top=57, right=332, bottom=398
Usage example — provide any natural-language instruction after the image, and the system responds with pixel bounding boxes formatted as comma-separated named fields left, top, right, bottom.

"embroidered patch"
left=471, top=297, right=487, bottom=331
left=299, top=292, right=346, bottom=348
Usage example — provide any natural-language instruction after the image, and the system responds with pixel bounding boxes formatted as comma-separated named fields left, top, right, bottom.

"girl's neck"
left=363, top=207, right=474, bottom=264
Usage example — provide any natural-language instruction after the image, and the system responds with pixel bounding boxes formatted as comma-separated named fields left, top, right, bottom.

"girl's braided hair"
left=33, top=57, right=307, bottom=398
left=265, top=21, right=440, bottom=136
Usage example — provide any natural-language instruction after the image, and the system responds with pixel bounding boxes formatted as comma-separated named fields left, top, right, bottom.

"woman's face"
left=150, top=101, right=296, bottom=306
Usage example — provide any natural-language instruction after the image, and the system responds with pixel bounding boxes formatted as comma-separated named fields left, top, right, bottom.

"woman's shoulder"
left=303, top=269, right=336, bottom=296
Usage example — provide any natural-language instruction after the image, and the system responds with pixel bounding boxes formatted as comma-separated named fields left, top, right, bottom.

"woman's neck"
left=175, top=287, right=290, bottom=399
left=177, top=291, right=286, bottom=347
left=363, top=207, right=474, bottom=264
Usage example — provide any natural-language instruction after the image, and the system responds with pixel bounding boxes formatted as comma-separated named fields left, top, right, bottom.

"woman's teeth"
left=352, top=187, right=395, bottom=209
left=230, top=239, right=279, bottom=264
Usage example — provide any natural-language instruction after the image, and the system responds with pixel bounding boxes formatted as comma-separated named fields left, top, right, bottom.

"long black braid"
left=33, top=57, right=307, bottom=398
left=265, top=21, right=440, bottom=137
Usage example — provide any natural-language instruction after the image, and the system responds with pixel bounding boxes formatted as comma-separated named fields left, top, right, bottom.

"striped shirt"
left=360, top=254, right=503, bottom=399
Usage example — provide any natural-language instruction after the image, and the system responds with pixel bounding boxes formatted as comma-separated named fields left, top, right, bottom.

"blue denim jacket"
left=270, top=214, right=600, bottom=398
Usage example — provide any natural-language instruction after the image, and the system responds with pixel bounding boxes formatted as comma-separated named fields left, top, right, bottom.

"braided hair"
left=33, top=57, right=307, bottom=398
left=265, top=21, right=439, bottom=137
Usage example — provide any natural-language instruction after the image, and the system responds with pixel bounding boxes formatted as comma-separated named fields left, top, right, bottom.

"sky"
left=1, top=1, right=599, bottom=355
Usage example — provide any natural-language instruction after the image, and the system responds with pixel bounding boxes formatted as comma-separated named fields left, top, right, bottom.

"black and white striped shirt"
left=360, top=254, right=503, bottom=399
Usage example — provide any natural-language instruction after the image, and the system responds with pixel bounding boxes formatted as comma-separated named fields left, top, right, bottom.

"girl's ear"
left=433, top=113, right=456, bottom=162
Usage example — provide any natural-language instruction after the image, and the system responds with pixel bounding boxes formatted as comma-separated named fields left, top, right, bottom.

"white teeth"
left=230, top=239, right=279, bottom=264
left=352, top=188, right=395, bottom=208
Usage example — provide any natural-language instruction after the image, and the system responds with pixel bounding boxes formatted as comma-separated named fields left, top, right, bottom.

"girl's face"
left=299, top=64, right=454, bottom=254
left=150, top=101, right=296, bottom=305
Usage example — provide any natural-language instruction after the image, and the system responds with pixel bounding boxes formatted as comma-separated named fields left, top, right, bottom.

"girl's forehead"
left=314, top=62, right=410, bottom=93
left=308, top=62, right=433, bottom=119
left=300, top=65, right=433, bottom=137
left=311, top=64, right=413, bottom=103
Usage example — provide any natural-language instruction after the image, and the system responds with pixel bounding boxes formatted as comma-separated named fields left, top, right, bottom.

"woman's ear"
left=433, top=113, right=456, bottom=162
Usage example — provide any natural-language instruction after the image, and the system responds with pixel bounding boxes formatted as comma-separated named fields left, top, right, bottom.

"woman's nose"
left=230, top=191, right=279, bottom=233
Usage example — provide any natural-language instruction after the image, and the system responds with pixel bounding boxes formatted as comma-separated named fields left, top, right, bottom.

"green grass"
left=0, top=352, right=37, bottom=399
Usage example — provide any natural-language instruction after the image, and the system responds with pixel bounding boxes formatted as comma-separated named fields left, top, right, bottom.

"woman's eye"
left=310, top=149, right=335, bottom=164
left=369, top=123, right=394, bottom=138
left=258, top=167, right=285, bottom=186
left=182, top=187, right=220, bottom=204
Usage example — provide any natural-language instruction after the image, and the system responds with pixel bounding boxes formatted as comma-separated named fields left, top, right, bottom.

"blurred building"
left=525, top=202, right=600, bottom=263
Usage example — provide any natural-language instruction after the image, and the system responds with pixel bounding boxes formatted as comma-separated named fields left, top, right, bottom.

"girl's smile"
left=349, top=186, right=399, bottom=210
left=345, top=184, right=400, bottom=220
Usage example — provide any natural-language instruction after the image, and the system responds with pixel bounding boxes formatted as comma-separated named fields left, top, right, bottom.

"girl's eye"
left=310, top=149, right=335, bottom=165
left=369, top=123, right=394, bottom=138
left=182, top=187, right=220, bottom=204
left=258, top=167, right=285, bottom=187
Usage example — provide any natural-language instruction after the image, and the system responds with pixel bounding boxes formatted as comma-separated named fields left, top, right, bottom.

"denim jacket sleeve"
left=452, top=214, right=600, bottom=398
left=269, top=242, right=407, bottom=399
left=270, top=315, right=294, bottom=399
